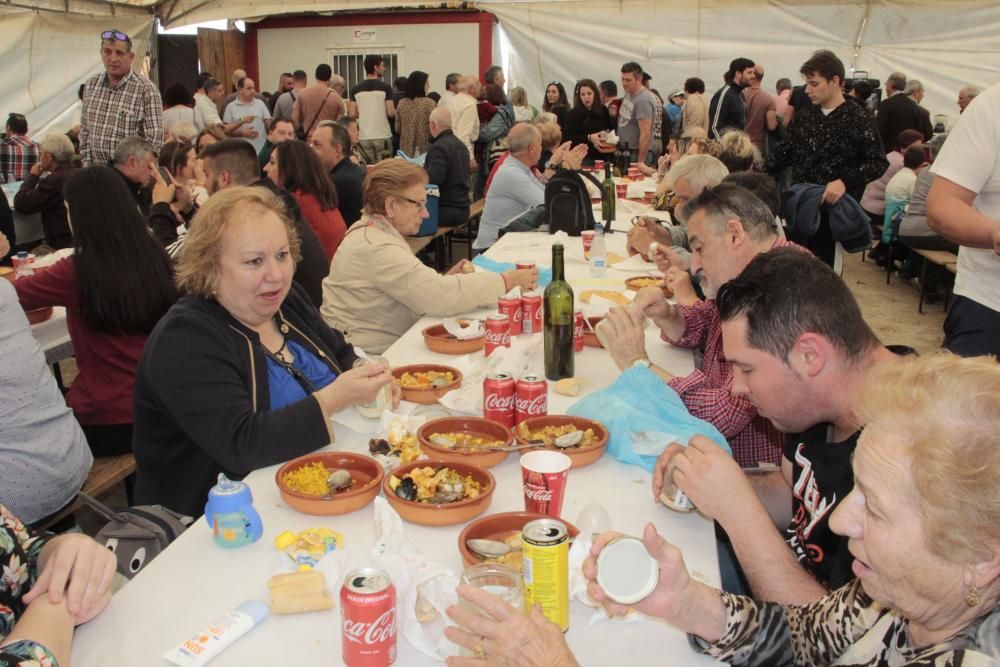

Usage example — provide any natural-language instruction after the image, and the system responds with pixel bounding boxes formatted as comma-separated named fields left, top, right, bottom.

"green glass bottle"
left=544, top=243, right=575, bottom=380
left=601, top=161, right=616, bottom=223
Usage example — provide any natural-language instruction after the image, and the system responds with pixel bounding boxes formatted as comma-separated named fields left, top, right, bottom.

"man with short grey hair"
left=905, top=79, right=932, bottom=139
left=876, top=70, right=931, bottom=151
left=425, top=107, right=471, bottom=228
left=957, top=85, right=980, bottom=113
left=448, top=75, right=482, bottom=164
left=13, top=133, right=78, bottom=249
left=111, top=135, right=157, bottom=214
left=438, top=73, right=461, bottom=108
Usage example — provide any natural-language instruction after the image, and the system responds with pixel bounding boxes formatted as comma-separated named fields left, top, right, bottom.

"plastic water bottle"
left=589, top=223, right=608, bottom=277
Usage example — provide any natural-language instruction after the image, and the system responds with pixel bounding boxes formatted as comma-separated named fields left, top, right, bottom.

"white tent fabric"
left=2, top=1, right=998, bottom=141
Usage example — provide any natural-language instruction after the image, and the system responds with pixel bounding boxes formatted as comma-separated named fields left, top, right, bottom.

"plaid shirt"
left=80, top=69, right=163, bottom=167
left=0, top=135, right=39, bottom=182
left=663, top=239, right=802, bottom=468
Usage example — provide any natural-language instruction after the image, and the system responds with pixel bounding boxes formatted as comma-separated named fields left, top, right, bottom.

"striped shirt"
left=80, top=69, right=163, bottom=167
left=0, top=135, right=39, bottom=183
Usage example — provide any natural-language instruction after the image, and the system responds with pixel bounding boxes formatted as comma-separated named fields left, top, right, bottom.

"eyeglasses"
left=101, top=29, right=130, bottom=42
left=397, top=195, right=428, bottom=210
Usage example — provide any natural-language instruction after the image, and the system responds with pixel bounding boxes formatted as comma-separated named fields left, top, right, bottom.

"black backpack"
left=545, top=168, right=602, bottom=237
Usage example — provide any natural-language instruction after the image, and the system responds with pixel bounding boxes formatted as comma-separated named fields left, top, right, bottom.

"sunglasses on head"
left=101, top=29, right=131, bottom=44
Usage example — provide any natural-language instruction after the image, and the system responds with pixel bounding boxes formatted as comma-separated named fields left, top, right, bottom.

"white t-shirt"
left=223, top=98, right=271, bottom=153
left=884, top=167, right=917, bottom=205
left=194, top=92, right=221, bottom=128
left=930, top=81, right=1000, bottom=312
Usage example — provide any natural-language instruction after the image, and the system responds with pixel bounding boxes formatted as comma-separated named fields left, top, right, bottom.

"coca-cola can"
left=515, top=374, right=548, bottom=424
left=341, top=567, right=397, bottom=666
left=483, top=371, right=516, bottom=428
left=484, top=312, right=511, bottom=357
left=573, top=310, right=584, bottom=352
left=498, top=295, right=523, bottom=336
left=516, top=261, right=536, bottom=271
left=521, top=292, right=543, bottom=335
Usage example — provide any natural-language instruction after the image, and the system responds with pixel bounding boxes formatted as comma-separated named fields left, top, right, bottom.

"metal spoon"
left=466, top=538, right=519, bottom=559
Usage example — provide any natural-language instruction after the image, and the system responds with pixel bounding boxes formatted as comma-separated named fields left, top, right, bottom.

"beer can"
left=521, top=519, right=570, bottom=632
left=515, top=374, right=548, bottom=424
left=498, top=295, right=523, bottom=336
left=516, top=261, right=536, bottom=271
left=483, top=371, right=516, bottom=428
left=573, top=310, right=584, bottom=352
left=484, top=313, right=511, bottom=357
left=341, top=567, right=397, bottom=666
left=521, top=292, right=543, bottom=334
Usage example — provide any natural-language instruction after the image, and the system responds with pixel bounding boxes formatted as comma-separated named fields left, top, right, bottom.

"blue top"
left=265, top=339, right=338, bottom=409
left=477, top=157, right=546, bottom=250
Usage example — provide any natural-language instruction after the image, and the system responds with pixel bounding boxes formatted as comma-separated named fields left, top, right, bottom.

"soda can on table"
left=483, top=371, right=516, bottom=428
left=521, top=519, right=570, bottom=632
left=515, top=374, right=548, bottom=424
left=341, top=567, right=397, bottom=666
left=515, top=261, right=536, bottom=271
left=498, top=295, right=523, bottom=336
left=573, top=310, right=584, bottom=352
left=521, top=291, right=543, bottom=334
left=484, top=312, right=511, bottom=357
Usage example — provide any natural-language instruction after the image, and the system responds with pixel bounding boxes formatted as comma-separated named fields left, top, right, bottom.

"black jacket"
left=132, top=283, right=358, bottom=517
left=13, top=162, right=77, bottom=249
left=563, top=106, right=613, bottom=161
left=330, top=159, right=367, bottom=225
left=709, top=84, right=747, bottom=141
left=424, top=130, right=471, bottom=210
left=876, top=93, right=933, bottom=152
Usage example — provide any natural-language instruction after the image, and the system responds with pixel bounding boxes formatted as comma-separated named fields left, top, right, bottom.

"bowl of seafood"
left=458, top=512, right=580, bottom=569
left=422, top=322, right=485, bottom=355
left=417, top=417, right=513, bottom=468
left=581, top=316, right=604, bottom=348
left=625, top=275, right=673, bottom=298
left=383, top=461, right=495, bottom=526
left=513, top=416, right=609, bottom=468
left=276, top=452, right=384, bottom=515
left=392, top=364, right=463, bottom=404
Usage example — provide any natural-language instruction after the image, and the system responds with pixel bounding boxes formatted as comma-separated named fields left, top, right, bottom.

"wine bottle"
left=544, top=243, right=574, bottom=380
left=601, top=161, right=616, bottom=223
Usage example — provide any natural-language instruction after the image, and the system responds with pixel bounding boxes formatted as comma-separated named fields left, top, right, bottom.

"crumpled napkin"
left=331, top=401, right=420, bottom=435
left=609, top=253, right=656, bottom=273
left=580, top=292, right=637, bottom=318
left=437, top=336, right=544, bottom=414
left=442, top=318, right=484, bottom=340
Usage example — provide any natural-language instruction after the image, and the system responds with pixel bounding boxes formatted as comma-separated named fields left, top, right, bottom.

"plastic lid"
left=212, top=473, right=245, bottom=496
left=236, top=600, right=269, bottom=625
left=595, top=537, right=659, bottom=605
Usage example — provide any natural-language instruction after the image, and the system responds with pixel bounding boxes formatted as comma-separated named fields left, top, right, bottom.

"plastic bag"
left=471, top=254, right=552, bottom=288
left=567, top=365, right=730, bottom=472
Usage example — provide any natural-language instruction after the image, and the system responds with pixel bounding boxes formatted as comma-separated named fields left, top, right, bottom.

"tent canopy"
left=3, top=0, right=998, bottom=141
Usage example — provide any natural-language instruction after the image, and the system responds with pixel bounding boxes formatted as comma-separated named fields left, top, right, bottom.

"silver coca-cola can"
left=483, top=371, right=516, bottom=428
left=521, top=292, right=543, bottom=334
left=515, top=374, right=548, bottom=424
left=484, top=312, right=511, bottom=357
left=573, top=309, right=584, bottom=352
left=498, top=295, right=523, bottom=336
left=341, top=568, right=397, bottom=666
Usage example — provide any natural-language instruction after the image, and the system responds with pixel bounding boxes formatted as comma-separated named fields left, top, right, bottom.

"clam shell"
left=554, top=430, right=585, bottom=448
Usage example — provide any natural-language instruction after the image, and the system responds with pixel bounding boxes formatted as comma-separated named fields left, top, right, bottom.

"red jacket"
left=14, top=257, right=149, bottom=425
left=293, top=190, right=347, bottom=262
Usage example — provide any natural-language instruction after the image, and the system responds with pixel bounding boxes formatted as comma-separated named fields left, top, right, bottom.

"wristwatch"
left=544, top=161, right=559, bottom=171
left=630, top=357, right=652, bottom=370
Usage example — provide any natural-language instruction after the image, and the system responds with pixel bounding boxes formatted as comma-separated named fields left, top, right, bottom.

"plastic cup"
left=521, top=450, right=572, bottom=518
left=457, top=563, right=522, bottom=656
left=581, top=230, right=595, bottom=257
left=615, top=183, right=628, bottom=199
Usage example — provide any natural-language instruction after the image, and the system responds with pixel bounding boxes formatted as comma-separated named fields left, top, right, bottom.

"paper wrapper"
left=437, top=336, right=543, bottom=414
left=609, top=253, right=657, bottom=273
left=442, top=318, right=484, bottom=340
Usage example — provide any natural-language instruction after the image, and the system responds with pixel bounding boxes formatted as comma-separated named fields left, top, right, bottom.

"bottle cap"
left=595, top=536, right=659, bottom=605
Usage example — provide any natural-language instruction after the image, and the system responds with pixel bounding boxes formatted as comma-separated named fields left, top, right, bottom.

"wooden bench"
left=37, top=453, right=136, bottom=530
left=910, top=248, right=958, bottom=313
left=407, top=225, right=456, bottom=270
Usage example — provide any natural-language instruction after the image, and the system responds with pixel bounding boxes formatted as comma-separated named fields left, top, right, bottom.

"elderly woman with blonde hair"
left=444, top=352, right=1000, bottom=666
left=133, top=186, right=395, bottom=517
left=717, top=130, right=760, bottom=173
left=321, top=159, right=537, bottom=354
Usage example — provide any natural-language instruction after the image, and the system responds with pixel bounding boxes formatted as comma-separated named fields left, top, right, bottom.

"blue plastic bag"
left=472, top=255, right=552, bottom=288
left=567, top=366, right=731, bottom=472
left=396, top=150, right=427, bottom=166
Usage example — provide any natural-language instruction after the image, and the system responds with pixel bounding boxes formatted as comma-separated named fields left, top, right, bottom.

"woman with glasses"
left=14, top=167, right=178, bottom=464
left=564, top=78, right=614, bottom=163
left=132, top=186, right=395, bottom=517
left=542, top=81, right=569, bottom=129
left=320, top=159, right=537, bottom=354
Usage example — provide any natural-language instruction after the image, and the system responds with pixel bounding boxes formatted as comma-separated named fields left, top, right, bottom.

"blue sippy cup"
left=204, top=473, right=263, bottom=548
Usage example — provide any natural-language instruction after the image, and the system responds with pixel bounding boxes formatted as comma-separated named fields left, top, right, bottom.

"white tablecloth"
left=71, top=232, right=723, bottom=666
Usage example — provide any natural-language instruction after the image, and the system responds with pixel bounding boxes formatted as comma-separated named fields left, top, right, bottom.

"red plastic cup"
left=581, top=230, right=595, bottom=257
left=627, top=168, right=640, bottom=179
left=521, top=451, right=572, bottom=518
left=615, top=183, right=628, bottom=199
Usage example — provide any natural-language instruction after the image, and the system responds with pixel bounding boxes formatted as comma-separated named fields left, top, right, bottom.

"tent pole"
left=159, top=0, right=212, bottom=29
left=851, top=0, right=874, bottom=72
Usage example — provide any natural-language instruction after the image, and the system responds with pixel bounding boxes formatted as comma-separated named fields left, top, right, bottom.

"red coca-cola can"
left=484, top=312, right=511, bottom=357
left=341, top=567, right=397, bottom=666
left=521, top=292, right=543, bottom=334
left=573, top=310, right=584, bottom=352
left=515, top=374, right=548, bottom=424
left=483, top=371, right=516, bottom=428
left=516, top=261, right=536, bottom=271
left=498, top=295, right=523, bottom=336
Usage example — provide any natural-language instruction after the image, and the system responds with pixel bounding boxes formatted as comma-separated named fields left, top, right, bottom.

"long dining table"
left=71, top=226, right=726, bottom=666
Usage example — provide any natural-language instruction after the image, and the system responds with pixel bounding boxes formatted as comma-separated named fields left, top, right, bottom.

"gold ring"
left=473, top=637, right=486, bottom=659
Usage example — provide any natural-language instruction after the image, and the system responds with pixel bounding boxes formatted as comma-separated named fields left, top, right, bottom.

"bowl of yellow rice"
left=276, top=452, right=384, bottom=515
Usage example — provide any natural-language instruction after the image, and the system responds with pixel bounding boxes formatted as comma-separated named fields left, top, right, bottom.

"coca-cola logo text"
left=524, top=485, right=553, bottom=501
left=484, top=329, right=510, bottom=346
left=516, top=394, right=547, bottom=416
left=343, top=609, right=397, bottom=645
left=484, top=393, right=515, bottom=411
